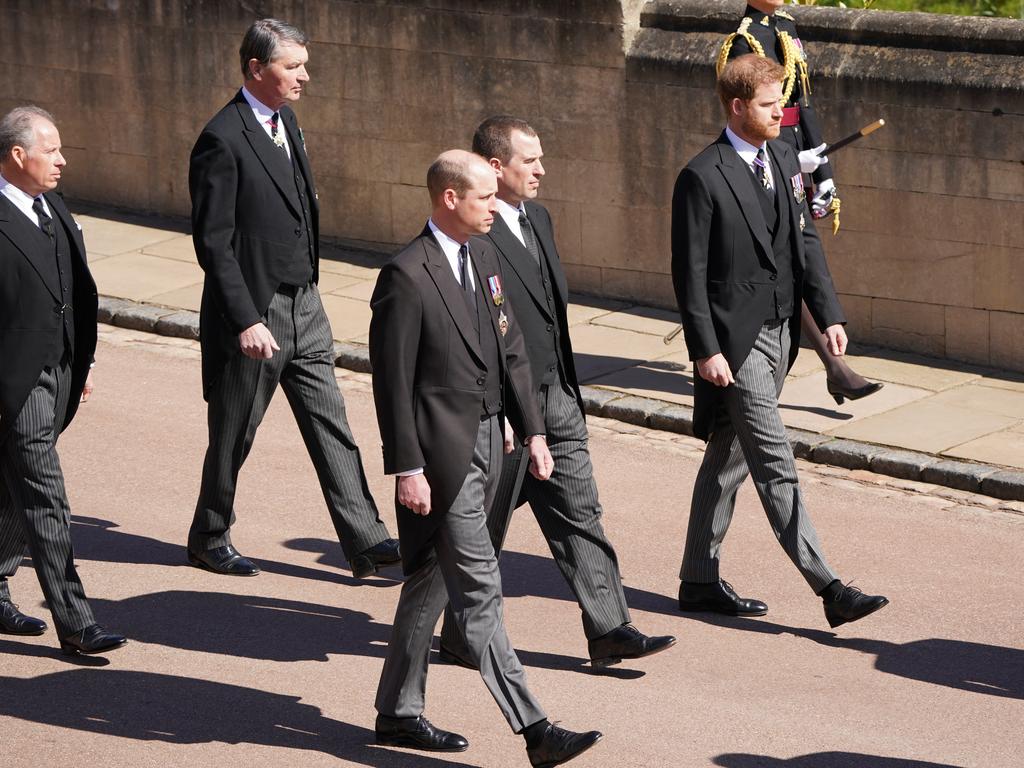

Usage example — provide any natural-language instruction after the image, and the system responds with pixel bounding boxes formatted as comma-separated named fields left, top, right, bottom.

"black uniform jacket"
left=727, top=5, right=834, bottom=188
left=189, top=90, right=320, bottom=399
left=671, top=133, right=845, bottom=440
left=369, top=227, right=544, bottom=574
left=475, top=201, right=584, bottom=415
left=0, top=192, right=96, bottom=444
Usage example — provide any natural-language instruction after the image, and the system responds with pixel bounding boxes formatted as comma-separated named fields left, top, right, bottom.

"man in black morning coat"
left=186, top=19, right=398, bottom=578
left=672, top=55, right=888, bottom=629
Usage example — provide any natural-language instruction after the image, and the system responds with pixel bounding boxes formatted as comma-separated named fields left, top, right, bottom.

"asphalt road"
left=2, top=326, right=1021, bottom=768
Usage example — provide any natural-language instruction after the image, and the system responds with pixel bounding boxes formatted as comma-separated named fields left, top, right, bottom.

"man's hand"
left=239, top=322, right=280, bottom=360
left=824, top=324, right=848, bottom=356
left=80, top=370, right=95, bottom=403
left=525, top=436, right=554, bottom=481
left=697, top=353, right=735, bottom=387
left=798, top=143, right=829, bottom=175
left=504, top=421, right=516, bottom=455
left=397, top=474, right=432, bottom=516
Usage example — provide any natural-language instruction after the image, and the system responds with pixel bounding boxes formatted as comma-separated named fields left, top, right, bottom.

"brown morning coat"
left=368, top=226, right=543, bottom=574
left=0, top=192, right=97, bottom=444
left=671, top=133, right=846, bottom=441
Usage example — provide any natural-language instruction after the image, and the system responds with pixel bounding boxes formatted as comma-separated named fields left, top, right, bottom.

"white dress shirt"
left=241, top=86, right=291, bottom=160
left=428, top=218, right=474, bottom=290
left=0, top=173, right=50, bottom=228
left=495, top=198, right=527, bottom=247
left=725, top=125, right=774, bottom=190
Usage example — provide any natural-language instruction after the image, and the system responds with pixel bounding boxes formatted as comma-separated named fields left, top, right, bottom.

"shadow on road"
left=0, top=669, right=480, bottom=767
left=70, top=516, right=402, bottom=587
left=684, top=613, right=1024, bottom=701
left=714, top=751, right=965, bottom=767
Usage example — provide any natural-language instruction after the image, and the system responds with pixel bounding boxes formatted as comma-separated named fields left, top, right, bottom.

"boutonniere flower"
left=273, top=131, right=286, bottom=148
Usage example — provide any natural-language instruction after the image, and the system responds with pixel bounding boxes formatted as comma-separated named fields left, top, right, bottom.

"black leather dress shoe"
left=437, top=643, right=476, bottom=669
left=60, top=624, right=128, bottom=656
left=527, top=723, right=603, bottom=768
left=351, top=538, right=401, bottom=578
left=588, top=624, right=676, bottom=669
left=0, top=599, right=47, bottom=635
left=678, top=580, right=768, bottom=616
left=187, top=545, right=261, bottom=576
left=823, top=584, right=889, bottom=628
left=827, top=379, right=883, bottom=405
left=375, top=714, right=468, bottom=752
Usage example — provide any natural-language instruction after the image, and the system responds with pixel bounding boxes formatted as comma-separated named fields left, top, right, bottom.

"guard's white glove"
left=798, top=143, right=829, bottom=175
left=811, top=177, right=837, bottom=220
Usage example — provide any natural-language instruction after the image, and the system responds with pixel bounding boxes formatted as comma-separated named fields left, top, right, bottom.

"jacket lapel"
left=0, top=195, right=61, bottom=301
left=471, top=245, right=505, bottom=361
left=420, top=228, right=485, bottom=366
left=282, top=109, right=318, bottom=215
left=768, top=141, right=805, bottom=269
left=525, top=201, right=569, bottom=310
left=45, top=193, right=86, bottom=264
left=486, top=214, right=552, bottom=322
left=715, top=134, right=775, bottom=268
left=234, top=95, right=302, bottom=219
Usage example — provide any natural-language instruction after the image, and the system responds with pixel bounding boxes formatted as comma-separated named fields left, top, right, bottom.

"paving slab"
left=778, top=371, right=930, bottom=434
left=833, top=399, right=1020, bottom=454
left=329, top=279, right=378, bottom=303
left=77, top=214, right=185, bottom=257
left=787, top=345, right=826, bottom=378
left=321, top=294, right=372, bottom=342
left=927, top=382, right=1024, bottom=418
left=564, top=295, right=629, bottom=327
left=944, top=426, right=1024, bottom=469
left=843, top=353, right=983, bottom=392
left=589, top=305, right=679, bottom=337
left=89, top=253, right=209, bottom=303
left=147, top=282, right=205, bottom=313
left=571, top=324, right=681, bottom=382
left=141, top=234, right=200, bottom=263
left=585, top=359, right=694, bottom=406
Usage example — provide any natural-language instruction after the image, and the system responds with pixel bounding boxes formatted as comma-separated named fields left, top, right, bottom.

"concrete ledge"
left=98, top=294, right=1024, bottom=505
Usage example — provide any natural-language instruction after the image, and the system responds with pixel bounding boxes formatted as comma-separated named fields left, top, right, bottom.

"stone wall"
left=2, top=0, right=1022, bottom=370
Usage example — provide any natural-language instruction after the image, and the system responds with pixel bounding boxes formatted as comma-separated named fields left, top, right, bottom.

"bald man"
left=369, top=150, right=601, bottom=766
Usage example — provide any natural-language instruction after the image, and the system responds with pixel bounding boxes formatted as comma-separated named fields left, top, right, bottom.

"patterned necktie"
left=32, top=197, right=54, bottom=239
left=518, top=210, right=541, bottom=265
left=269, top=112, right=284, bottom=149
left=754, top=147, right=772, bottom=192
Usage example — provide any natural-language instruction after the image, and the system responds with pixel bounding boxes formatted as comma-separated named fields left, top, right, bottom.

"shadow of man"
left=0, top=669, right=479, bottom=767
left=714, top=751, right=965, bottom=767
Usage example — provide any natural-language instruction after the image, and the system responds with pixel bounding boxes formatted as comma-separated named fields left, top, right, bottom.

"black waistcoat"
left=280, top=147, right=315, bottom=287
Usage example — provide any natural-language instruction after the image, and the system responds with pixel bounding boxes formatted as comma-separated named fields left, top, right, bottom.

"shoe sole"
left=0, top=627, right=47, bottom=637
left=187, top=552, right=261, bottom=576
left=827, top=597, right=889, bottom=629
left=678, top=602, right=768, bottom=617
left=60, top=638, right=128, bottom=656
left=531, top=733, right=603, bottom=768
left=351, top=553, right=401, bottom=579
left=375, top=735, right=468, bottom=753
left=590, top=636, right=678, bottom=669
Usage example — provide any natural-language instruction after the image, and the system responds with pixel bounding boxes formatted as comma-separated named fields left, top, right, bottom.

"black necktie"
left=754, top=147, right=772, bottom=193
left=33, top=197, right=54, bottom=239
left=458, top=244, right=474, bottom=307
left=518, top=210, right=541, bottom=265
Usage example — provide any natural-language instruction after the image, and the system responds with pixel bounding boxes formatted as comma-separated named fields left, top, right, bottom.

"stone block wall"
left=2, top=0, right=1022, bottom=370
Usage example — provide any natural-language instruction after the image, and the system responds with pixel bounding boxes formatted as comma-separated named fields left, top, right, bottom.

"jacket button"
left=546, top=324, right=553, bottom=332
left=294, top=228, right=302, bottom=235
left=476, top=376, right=486, bottom=385
left=769, top=274, right=777, bottom=281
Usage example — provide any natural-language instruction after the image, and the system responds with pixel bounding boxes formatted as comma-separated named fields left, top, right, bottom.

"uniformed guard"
left=719, top=1, right=883, bottom=404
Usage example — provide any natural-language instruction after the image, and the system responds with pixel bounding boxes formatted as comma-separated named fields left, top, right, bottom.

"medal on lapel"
left=487, top=274, right=504, bottom=306
left=791, top=172, right=806, bottom=204
left=799, top=212, right=807, bottom=232
left=498, top=310, right=509, bottom=337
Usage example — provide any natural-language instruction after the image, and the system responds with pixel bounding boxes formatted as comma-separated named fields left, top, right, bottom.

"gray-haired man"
left=186, top=19, right=400, bottom=578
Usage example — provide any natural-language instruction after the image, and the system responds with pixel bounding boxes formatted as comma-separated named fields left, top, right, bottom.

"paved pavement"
left=2, top=327, right=1022, bottom=767
left=74, top=206, right=1024, bottom=498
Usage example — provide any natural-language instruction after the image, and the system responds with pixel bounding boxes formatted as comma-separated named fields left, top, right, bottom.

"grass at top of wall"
left=793, top=0, right=1024, bottom=19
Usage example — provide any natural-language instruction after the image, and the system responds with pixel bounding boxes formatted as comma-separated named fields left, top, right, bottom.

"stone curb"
left=98, top=296, right=1024, bottom=503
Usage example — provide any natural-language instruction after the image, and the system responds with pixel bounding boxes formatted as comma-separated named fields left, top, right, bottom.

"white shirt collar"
left=428, top=218, right=474, bottom=289
left=241, top=86, right=290, bottom=157
left=0, top=173, right=49, bottom=227
left=725, top=126, right=772, bottom=187
left=495, top=198, right=526, bottom=246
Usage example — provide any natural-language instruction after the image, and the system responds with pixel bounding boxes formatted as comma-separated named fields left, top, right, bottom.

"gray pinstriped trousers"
left=681, top=319, right=838, bottom=593
left=441, top=379, right=629, bottom=653
left=0, top=362, right=95, bottom=637
left=189, top=284, right=389, bottom=560
left=376, top=416, right=546, bottom=732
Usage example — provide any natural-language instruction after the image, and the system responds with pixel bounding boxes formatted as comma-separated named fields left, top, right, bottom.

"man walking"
left=0, top=105, right=126, bottom=655
left=438, top=116, right=674, bottom=669
left=186, top=19, right=399, bottom=577
left=369, top=149, right=602, bottom=766
left=672, top=55, right=888, bottom=629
